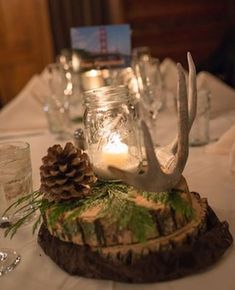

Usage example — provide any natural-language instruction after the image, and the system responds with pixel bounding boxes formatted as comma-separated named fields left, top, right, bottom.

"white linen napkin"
left=0, top=75, right=48, bottom=133
left=160, top=58, right=179, bottom=94
left=206, top=122, right=235, bottom=174
left=197, top=71, right=235, bottom=119
left=160, top=58, right=235, bottom=174
left=160, top=58, right=235, bottom=119
left=209, top=109, right=235, bottom=141
left=196, top=72, right=235, bottom=173
left=0, top=67, right=84, bottom=135
left=206, top=124, right=235, bottom=154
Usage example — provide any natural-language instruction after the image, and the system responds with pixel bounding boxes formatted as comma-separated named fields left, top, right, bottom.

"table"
left=0, top=121, right=234, bottom=290
left=0, top=72, right=235, bottom=289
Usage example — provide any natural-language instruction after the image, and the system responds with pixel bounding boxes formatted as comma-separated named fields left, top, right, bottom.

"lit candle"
left=92, top=134, right=139, bottom=180
left=81, top=69, right=104, bottom=90
left=102, top=134, right=129, bottom=167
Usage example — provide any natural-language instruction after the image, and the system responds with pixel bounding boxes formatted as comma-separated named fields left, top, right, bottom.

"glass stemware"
left=132, top=56, right=164, bottom=146
left=0, top=248, right=21, bottom=276
left=43, top=63, right=72, bottom=140
left=0, top=141, right=33, bottom=276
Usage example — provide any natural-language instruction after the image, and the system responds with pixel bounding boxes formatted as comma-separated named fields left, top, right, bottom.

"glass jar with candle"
left=84, top=85, right=142, bottom=180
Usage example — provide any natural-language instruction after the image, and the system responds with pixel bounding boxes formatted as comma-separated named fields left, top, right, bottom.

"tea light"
left=92, top=134, right=139, bottom=180
left=81, top=69, right=104, bottom=90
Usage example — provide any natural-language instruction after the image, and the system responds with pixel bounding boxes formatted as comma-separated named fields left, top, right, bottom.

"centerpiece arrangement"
left=3, top=53, right=233, bottom=283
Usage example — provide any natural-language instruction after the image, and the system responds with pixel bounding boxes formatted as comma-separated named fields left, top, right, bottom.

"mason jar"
left=83, top=85, right=142, bottom=180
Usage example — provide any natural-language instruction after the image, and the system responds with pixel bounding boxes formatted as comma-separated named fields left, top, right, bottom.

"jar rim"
left=0, top=141, right=30, bottom=151
left=84, top=85, right=129, bottom=107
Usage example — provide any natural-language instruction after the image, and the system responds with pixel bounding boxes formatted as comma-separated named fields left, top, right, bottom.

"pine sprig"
left=141, top=191, right=169, bottom=204
left=2, top=191, right=42, bottom=218
left=3, top=192, right=51, bottom=239
left=117, top=202, right=155, bottom=242
left=32, top=214, right=43, bottom=235
left=2, top=181, right=195, bottom=242
left=47, top=182, right=156, bottom=242
left=94, top=183, right=155, bottom=242
left=141, top=189, right=195, bottom=220
left=65, top=190, right=108, bottom=223
left=169, top=190, right=195, bottom=220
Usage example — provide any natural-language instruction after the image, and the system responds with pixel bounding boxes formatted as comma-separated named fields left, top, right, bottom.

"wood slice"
left=44, top=179, right=203, bottom=249
left=38, top=195, right=233, bottom=283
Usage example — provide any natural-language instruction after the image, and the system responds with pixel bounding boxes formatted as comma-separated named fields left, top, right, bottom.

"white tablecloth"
left=0, top=121, right=234, bottom=290
left=0, top=66, right=235, bottom=289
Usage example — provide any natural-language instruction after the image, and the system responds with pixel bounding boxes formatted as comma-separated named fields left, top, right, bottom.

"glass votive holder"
left=44, top=95, right=71, bottom=137
left=0, top=142, right=33, bottom=226
left=189, top=89, right=211, bottom=146
left=132, top=46, right=151, bottom=63
left=83, top=85, right=142, bottom=180
left=43, top=63, right=72, bottom=139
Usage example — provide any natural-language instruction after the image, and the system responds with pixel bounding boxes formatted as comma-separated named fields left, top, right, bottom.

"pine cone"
left=40, top=142, right=97, bottom=202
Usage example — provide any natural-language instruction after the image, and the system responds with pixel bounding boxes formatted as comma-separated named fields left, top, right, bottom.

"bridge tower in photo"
left=99, top=27, right=108, bottom=54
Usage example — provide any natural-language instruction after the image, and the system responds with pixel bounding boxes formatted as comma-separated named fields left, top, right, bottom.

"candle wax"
left=92, top=135, right=139, bottom=180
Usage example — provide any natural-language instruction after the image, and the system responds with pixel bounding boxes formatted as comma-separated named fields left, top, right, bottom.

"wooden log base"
left=38, top=201, right=233, bottom=283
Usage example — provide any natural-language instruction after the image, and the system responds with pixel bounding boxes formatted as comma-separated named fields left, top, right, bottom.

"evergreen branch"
left=65, top=190, right=108, bottom=223
left=3, top=181, right=195, bottom=243
left=5, top=208, right=38, bottom=239
left=168, top=190, right=195, bottom=220
left=3, top=191, right=50, bottom=238
left=32, top=214, right=42, bottom=235
left=141, top=191, right=169, bottom=204
left=2, top=191, right=42, bottom=217
left=98, top=183, right=156, bottom=242
left=140, top=189, right=195, bottom=220
left=116, top=201, right=155, bottom=242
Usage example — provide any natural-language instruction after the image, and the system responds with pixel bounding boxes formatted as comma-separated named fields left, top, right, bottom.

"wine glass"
left=0, top=248, right=21, bottom=276
left=43, top=63, right=72, bottom=140
left=1, top=206, right=21, bottom=277
left=132, top=55, right=164, bottom=146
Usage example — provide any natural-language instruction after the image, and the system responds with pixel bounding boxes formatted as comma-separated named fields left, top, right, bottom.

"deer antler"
left=108, top=53, right=197, bottom=192
left=156, top=52, right=196, bottom=170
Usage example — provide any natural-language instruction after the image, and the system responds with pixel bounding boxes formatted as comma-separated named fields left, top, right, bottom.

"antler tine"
left=171, top=63, right=188, bottom=175
left=187, top=52, right=197, bottom=131
left=164, top=52, right=197, bottom=155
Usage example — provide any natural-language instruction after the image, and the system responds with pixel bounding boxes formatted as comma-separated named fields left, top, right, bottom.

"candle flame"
left=103, top=134, right=128, bottom=154
left=92, top=133, right=139, bottom=179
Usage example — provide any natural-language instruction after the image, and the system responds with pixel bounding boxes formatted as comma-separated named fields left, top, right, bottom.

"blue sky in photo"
left=71, top=24, right=131, bottom=55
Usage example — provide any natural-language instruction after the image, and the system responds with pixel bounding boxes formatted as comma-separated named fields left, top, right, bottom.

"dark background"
left=48, top=0, right=235, bottom=87
left=0, top=0, right=235, bottom=107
